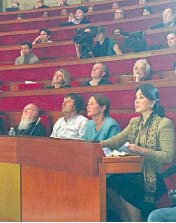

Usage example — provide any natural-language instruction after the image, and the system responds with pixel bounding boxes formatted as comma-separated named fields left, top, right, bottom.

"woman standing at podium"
left=83, top=93, right=120, bottom=141
left=101, top=84, right=175, bottom=221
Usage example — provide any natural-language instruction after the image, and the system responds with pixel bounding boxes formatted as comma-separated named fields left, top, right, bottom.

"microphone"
left=30, top=117, right=41, bottom=136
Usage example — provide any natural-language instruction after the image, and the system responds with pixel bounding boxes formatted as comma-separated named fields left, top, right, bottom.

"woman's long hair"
left=136, top=84, right=165, bottom=117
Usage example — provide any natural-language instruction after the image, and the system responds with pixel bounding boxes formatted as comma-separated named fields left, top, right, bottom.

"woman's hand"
left=128, top=143, right=146, bottom=155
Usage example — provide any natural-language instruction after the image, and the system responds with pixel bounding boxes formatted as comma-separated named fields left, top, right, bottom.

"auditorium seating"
left=0, top=25, right=175, bottom=64
left=0, top=47, right=175, bottom=84
left=0, top=0, right=139, bottom=21
left=0, top=1, right=175, bottom=215
left=0, top=0, right=175, bottom=32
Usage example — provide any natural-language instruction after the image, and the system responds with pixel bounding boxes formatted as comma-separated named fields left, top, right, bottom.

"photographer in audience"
left=15, top=42, right=39, bottom=65
left=73, top=26, right=96, bottom=59
left=32, top=29, right=53, bottom=44
left=83, top=93, right=120, bottom=141
left=15, top=104, right=46, bottom=136
left=82, top=63, right=112, bottom=86
left=92, top=26, right=122, bottom=57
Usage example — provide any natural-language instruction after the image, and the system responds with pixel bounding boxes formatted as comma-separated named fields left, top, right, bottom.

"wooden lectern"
left=0, top=136, right=104, bottom=222
left=0, top=136, right=142, bottom=221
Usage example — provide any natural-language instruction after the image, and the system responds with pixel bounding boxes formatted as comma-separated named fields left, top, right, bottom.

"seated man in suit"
left=50, top=93, right=88, bottom=139
left=15, top=42, right=39, bottom=65
left=82, top=62, right=112, bottom=86
left=150, top=8, right=176, bottom=29
left=15, top=104, right=46, bottom=137
left=33, top=0, right=49, bottom=9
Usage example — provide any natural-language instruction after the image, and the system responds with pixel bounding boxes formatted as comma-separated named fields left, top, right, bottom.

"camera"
left=120, top=31, right=148, bottom=53
left=73, top=28, right=94, bottom=58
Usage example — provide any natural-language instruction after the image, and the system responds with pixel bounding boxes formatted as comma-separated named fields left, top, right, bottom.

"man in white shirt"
left=50, top=93, right=88, bottom=139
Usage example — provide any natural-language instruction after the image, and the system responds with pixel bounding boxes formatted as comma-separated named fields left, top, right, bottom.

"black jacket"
left=15, top=121, right=46, bottom=137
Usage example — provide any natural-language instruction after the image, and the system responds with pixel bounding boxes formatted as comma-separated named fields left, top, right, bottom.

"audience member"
left=132, top=59, right=151, bottom=81
left=50, top=93, right=88, bottom=139
left=142, top=6, right=152, bottom=16
left=92, top=26, right=122, bottom=57
left=16, top=14, right=24, bottom=20
left=150, top=8, right=176, bottom=29
left=33, top=0, right=49, bottom=10
left=32, top=28, right=53, bottom=44
left=11, top=1, right=20, bottom=9
left=60, top=9, right=68, bottom=16
left=82, top=63, right=112, bottom=86
left=83, top=94, right=120, bottom=141
left=15, top=104, right=46, bottom=136
left=42, top=11, right=49, bottom=18
left=101, top=83, right=175, bottom=221
left=48, top=68, right=71, bottom=88
left=58, top=0, right=69, bottom=6
left=112, top=2, right=120, bottom=9
left=15, top=42, right=39, bottom=65
left=174, top=62, right=176, bottom=75
left=61, top=6, right=90, bottom=25
left=114, top=9, right=125, bottom=20
left=88, top=6, right=94, bottom=13
left=167, top=32, right=176, bottom=48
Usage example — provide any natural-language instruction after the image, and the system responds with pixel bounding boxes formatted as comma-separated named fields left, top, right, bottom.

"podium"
left=0, top=136, right=142, bottom=221
left=0, top=136, right=105, bottom=222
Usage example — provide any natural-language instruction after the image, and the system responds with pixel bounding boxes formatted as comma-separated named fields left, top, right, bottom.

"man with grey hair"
left=132, top=59, right=151, bottom=81
left=15, top=103, right=46, bottom=136
left=150, top=8, right=176, bottom=29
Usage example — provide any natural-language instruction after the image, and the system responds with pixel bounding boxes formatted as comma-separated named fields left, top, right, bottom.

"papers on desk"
left=102, top=142, right=131, bottom=157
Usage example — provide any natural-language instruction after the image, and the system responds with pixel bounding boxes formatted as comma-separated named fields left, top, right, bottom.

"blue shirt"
left=82, top=116, right=120, bottom=141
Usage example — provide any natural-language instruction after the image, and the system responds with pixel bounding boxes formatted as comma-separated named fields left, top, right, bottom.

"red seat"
left=110, top=113, right=139, bottom=129
left=18, top=83, right=43, bottom=91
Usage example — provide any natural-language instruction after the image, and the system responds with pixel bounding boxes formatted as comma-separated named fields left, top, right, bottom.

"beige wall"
left=1, top=0, right=101, bottom=11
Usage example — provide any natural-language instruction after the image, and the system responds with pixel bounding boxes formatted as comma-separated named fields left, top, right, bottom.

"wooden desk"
left=99, top=156, right=142, bottom=221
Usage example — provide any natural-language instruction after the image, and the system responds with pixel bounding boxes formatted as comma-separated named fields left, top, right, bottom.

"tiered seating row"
left=0, top=48, right=175, bottom=83
left=0, top=13, right=163, bottom=45
left=0, top=0, right=139, bottom=21
left=0, top=0, right=174, bottom=32
left=0, top=26, right=175, bottom=64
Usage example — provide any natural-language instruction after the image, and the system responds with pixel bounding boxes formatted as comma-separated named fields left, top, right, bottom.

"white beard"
left=18, top=118, right=34, bottom=130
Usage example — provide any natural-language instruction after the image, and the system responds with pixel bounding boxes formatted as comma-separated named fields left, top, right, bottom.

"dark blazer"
left=0, top=118, right=4, bottom=135
left=15, top=121, right=46, bottom=137
left=150, top=20, right=176, bottom=29
left=82, top=78, right=112, bottom=86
